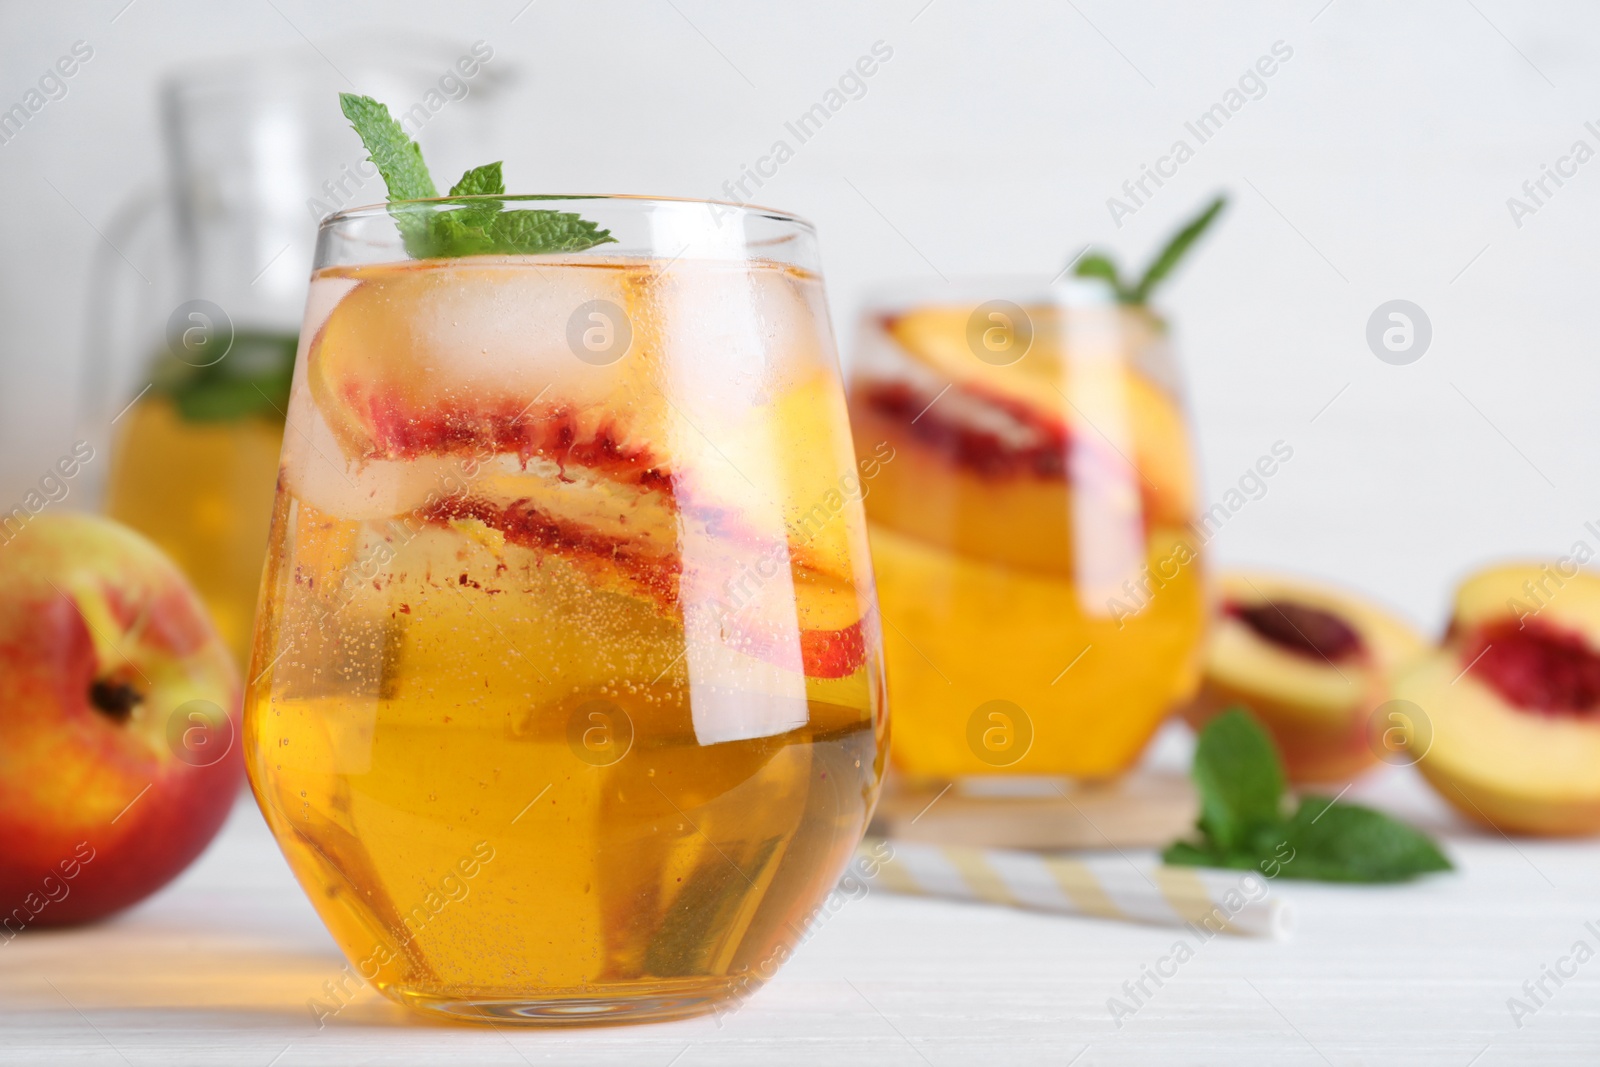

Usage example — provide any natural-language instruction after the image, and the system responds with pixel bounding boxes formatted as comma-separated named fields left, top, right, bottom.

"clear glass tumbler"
left=245, top=195, right=887, bottom=1025
left=847, top=279, right=1206, bottom=779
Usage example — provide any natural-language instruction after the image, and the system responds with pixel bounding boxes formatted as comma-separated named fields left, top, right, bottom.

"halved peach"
left=1395, top=563, right=1600, bottom=836
left=1184, top=571, right=1426, bottom=782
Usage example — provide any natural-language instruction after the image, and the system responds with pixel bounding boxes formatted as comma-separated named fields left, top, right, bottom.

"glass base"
left=383, top=975, right=757, bottom=1027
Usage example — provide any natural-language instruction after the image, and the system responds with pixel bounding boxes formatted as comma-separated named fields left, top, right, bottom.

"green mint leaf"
left=1161, top=840, right=1231, bottom=868
left=1164, top=707, right=1452, bottom=884
left=339, top=93, right=438, bottom=258
left=1072, top=193, right=1226, bottom=306
left=483, top=209, right=615, bottom=253
left=421, top=211, right=482, bottom=256
left=433, top=199, right=502, bottom=251
left=1160, top=837, right=1283, bottom=873
left=1073, top=253, right=1129, bottom=301
left=1164, top=799, right=1453, bottom=884
left=1274, top=798, right=1453, bottom=883
left=1129, top=194, right=1226, bottom=303
left=411, top=208, right=615, bottom=257
left=449, top=161, right=505, bottom=197
left=335, top=94, right=616, bottom=259
left=154, top=330, right=297, bottom=423
left=1190, top=708, right=1286, bottom=851
left=338, top=93, right=437, bottom=201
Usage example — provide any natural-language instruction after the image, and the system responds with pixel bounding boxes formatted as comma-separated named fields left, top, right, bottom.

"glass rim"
left=856, top=274, right=1128, bottom=312
left=321, top=193, right=816, bottom=233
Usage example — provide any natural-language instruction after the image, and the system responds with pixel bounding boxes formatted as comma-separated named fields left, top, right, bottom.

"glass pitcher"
left=84, top=40, right=507, bottom=667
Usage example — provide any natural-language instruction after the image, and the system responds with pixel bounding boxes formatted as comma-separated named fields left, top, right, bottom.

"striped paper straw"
left=860, top=836, right=1291, bottom=939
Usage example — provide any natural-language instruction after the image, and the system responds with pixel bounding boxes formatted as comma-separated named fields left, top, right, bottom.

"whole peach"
left=0, top=513, right=241, bottom=929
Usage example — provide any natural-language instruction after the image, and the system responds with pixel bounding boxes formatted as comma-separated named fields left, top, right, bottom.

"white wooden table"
left=4, top=725, right=1597, bottom=1066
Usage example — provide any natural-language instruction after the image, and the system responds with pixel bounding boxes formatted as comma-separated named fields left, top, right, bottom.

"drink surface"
left=245, top=255, right=884, bottom=1019
left=849, top=301, right=1205, bottom=778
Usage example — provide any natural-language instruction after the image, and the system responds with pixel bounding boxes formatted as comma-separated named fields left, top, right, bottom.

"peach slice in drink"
left=849, top=302, right=1193, bottom=582
left=882, top=303, right=1194, bottom=523
left=290, top=257, right=870, bottom=684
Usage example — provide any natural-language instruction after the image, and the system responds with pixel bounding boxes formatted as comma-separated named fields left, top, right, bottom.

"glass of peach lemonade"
left=847, top=278, right=1207, bottom=779
left=243, top=190, right=885, bottom=1022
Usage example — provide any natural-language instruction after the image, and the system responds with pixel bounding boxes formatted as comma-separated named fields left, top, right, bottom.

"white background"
left=3, top=0, right=1597, bottom=630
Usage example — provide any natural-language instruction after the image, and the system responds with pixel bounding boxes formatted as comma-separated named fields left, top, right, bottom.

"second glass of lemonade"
left=245, top=197, right=886, bottom=1024
left=848, top=280, right=1206, bottom=779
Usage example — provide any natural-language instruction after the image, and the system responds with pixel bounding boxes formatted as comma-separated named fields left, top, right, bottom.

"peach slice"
left=1394, top=564, right=1600, bottom=836
left=304, top=258, right=667, bottom=467
left=880, top=303, right=1195, bottom=525
left=849, top=380, right=1086, bottom=577
left=1183, top=571, right=1426, bottom=782
left=848, top=373, right=1191, bottom=580
left=847, top=301, right=1196, bottom=584
left=290, top=258, right=872, bottom=681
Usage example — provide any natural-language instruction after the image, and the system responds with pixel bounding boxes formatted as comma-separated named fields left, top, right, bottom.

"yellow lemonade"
left=106, top=395, right=284, bottom=666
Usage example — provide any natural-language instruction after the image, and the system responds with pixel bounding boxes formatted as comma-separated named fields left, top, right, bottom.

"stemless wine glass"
left=244, top=195, right=886, bottom=1025
left=847, top=279, right=1206, bottom=780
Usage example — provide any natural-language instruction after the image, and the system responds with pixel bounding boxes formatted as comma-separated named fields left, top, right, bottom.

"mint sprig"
left=1075, top=194, right=1226, bottom=306
left=1162, top=709, right=1452, bottom=883
left=337, top=93, right=614, bottom=259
